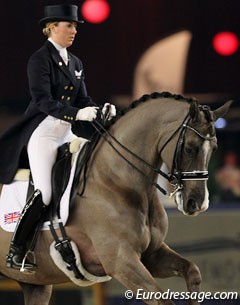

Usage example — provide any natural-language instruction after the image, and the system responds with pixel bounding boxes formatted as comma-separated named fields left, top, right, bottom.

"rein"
left=91, top=119, right=169, bottom=195
left=91, top=108, right=214, bottom=198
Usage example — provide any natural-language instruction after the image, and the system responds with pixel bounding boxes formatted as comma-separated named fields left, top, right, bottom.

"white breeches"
left=27, top=116, right=77, bottom=205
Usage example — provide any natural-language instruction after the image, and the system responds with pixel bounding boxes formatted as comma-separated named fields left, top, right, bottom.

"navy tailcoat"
left=0, top=40, right=96, bottom=184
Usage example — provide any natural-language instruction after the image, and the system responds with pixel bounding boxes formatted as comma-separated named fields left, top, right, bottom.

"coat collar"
left=45, top=40, right=76, bottom=85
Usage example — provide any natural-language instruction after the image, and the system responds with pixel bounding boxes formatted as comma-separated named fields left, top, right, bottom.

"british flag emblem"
left=4, top=211, right=21, bottom=225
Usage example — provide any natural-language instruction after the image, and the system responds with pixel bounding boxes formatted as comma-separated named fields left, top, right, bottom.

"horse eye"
left=184, top=146, right=198, bottom=156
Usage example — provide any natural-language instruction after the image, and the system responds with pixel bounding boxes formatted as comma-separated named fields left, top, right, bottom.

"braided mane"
left=110, top=91, right=198, bottom=126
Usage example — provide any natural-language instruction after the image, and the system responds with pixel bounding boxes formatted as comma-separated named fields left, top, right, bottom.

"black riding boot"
left=6, top=189, right=46, bottom=271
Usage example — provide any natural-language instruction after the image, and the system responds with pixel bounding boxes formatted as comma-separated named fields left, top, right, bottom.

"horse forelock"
left=198, top=105, right=215, bottom=123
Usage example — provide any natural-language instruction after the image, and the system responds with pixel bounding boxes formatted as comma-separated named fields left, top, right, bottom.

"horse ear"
left=189, top=100, right=201, bottom=122
left=213, top=100, right=233, bottom=121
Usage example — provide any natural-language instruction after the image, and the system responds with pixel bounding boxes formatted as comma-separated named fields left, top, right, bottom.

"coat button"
left=64, top=115, right=67, bottom=119
left=61, top=95, right=65, bottom=100
left=67, top=97, right=71, bottom=101
left=59, top=62, right=63, bottom=66
left=70, top=86, right=74, bottom=90
left=64, top=86, right=68, bottom=90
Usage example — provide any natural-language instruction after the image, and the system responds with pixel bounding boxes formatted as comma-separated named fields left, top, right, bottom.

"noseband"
left=91, top=105, right=216, bottom=198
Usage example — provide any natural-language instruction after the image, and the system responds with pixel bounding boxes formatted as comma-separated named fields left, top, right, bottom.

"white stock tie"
left=59, top=49, right=68, bottom=65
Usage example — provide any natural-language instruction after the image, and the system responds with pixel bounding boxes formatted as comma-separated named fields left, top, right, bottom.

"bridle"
left=160, top=110, right=215, bottom=197
left=91, top=105, right=216, bottom=198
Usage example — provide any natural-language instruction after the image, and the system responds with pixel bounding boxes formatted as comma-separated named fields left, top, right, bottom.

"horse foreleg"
left=143, top=242, right=201, bottom=305
left=108, top=250, right=175, bottom=305
left=19, top=282, right=53, bottom=305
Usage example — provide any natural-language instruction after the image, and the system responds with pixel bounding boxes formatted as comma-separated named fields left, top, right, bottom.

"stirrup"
left=6, top=250, right=37, bottom=273
left=20, top=250, right=37, bottom=274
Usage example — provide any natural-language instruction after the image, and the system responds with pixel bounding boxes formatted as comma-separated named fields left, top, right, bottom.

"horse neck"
left=100, top=99, right=189, bottom=179
left=111, top=102, right=163, bottom=164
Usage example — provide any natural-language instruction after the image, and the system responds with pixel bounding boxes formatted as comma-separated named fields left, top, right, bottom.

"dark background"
left=1, top=0, right=240, bottom=105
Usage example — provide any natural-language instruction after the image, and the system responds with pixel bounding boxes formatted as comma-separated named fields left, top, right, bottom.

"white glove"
left=102, top=103, right=116, bottom=120
left=76, top=106, right=99, bottom=121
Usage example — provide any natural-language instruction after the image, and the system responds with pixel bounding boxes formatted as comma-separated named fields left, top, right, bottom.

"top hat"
left=39, top=4, right=84, bottom=27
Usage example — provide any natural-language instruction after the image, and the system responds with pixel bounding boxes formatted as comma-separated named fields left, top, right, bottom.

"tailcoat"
left=0, top=40, right=95, bottom=183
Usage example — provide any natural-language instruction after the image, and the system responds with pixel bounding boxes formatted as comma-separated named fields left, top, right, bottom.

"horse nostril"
left=187, top=199, right=199, bottom=214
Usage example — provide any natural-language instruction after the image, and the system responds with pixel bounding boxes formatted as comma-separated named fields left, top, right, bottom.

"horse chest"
left=147, top=203, right=169, bottom=250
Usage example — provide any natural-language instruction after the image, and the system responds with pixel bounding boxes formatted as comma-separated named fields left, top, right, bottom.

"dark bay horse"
left=0, top=93, right=231, bottom=305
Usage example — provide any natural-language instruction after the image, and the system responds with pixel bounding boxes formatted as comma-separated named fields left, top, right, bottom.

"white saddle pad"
left=0, top=141, right=85, bottom=232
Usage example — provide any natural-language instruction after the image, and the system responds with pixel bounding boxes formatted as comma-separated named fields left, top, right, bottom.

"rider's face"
left=50, top=21, right=77, bottom=48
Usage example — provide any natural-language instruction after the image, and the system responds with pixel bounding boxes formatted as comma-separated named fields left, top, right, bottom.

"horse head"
left=163, top=100, right=232, bottom=216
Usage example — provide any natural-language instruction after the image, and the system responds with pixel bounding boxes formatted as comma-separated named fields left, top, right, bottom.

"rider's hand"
left=76, top=106, right=99, bottom=121
left=102, top=103, right=116, bottom=120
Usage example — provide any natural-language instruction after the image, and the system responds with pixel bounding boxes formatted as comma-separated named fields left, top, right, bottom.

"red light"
left=81, top=0, right=110, bottom=24
left=212, top=31, right=239, bottom=56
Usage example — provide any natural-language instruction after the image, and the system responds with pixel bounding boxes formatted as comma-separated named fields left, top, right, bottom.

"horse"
left=0, top=92, right=231, bottom=305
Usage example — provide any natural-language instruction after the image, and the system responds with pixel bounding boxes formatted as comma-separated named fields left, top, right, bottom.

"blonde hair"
left=42, top=22, right=58, bottom=37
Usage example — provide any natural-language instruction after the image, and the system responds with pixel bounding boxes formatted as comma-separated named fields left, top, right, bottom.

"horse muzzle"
left=175, top=185, right=209, bottom=216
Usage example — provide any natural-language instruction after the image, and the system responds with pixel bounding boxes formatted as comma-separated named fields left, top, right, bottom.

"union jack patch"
left=4, top=211, right=21, bottom=225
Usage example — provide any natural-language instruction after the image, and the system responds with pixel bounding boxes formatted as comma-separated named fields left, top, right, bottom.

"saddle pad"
left=0, top=144, right=83, bottom=233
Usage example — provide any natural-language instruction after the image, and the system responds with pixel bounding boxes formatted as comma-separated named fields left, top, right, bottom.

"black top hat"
left=39, top=4, right=84, bottom=27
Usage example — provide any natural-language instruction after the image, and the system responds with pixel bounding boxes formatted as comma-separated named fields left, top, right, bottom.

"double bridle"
left=159, top=110, right=215, bottom=197
left=91, top=106, right=215, bottom=198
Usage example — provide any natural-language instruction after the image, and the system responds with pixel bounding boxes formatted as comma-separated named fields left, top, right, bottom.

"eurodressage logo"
left=4, top=211, right=21, bottom=225
left=124, top=289, right=239, bottom=303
